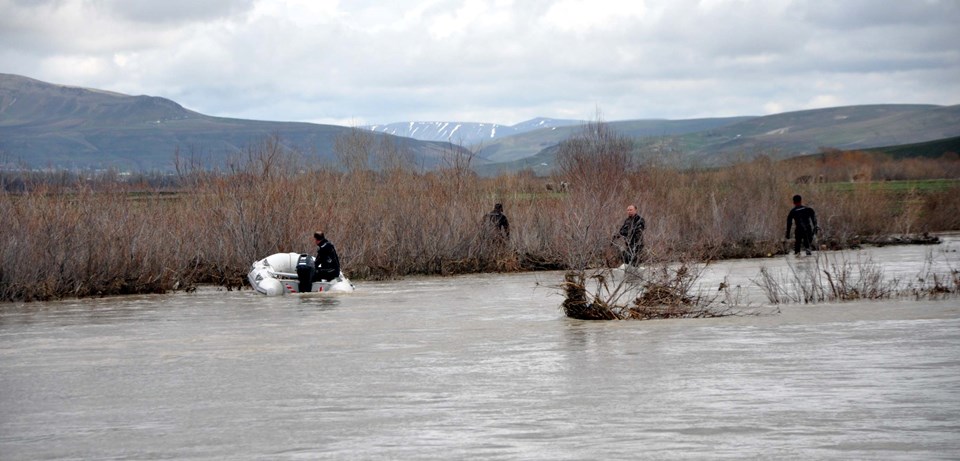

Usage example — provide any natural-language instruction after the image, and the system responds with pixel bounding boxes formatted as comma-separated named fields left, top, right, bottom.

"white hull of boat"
left=248, top=252, right=354, bottom=296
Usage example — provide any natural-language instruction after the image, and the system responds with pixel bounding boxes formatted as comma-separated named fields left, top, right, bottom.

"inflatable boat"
left=248, top=252, right=355, bottom=296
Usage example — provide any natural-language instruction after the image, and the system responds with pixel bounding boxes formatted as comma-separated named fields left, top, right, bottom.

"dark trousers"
left=794, top=232, right=814, bottom=254
left=314, top=268, right=339, bottom=282
left=622, top=245, right=643, bottom=266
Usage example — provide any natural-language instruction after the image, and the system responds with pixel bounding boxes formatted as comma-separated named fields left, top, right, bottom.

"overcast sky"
left=1, top=0, right=958, bottom=126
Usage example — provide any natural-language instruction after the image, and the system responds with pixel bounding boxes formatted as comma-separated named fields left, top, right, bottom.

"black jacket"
left=315, top=239, right=341, bottom=273
left=487, top=211, right=510, bottom=238
left=786, top=205, right=818, bottom=238
left=619, top=214, right=645, bottom=248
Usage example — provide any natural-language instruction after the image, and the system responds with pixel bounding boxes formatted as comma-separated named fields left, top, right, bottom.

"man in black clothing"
left=618, top=204, right=645, bottom=266
left=313, top=231, right=341, bottom=281
left=486, top=203, right=510, bottom=240
left=785, top=195, right=819, bottom=256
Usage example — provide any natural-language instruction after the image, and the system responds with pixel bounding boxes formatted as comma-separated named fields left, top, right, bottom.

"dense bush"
left=2, top=128, right=958, bottom=302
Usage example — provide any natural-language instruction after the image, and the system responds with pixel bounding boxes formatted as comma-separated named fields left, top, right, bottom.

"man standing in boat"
left=313, top=231, right=341, bottom=281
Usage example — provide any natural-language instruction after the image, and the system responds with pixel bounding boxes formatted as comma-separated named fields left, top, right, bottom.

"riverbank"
left=2, top=146, right=958, bottom=302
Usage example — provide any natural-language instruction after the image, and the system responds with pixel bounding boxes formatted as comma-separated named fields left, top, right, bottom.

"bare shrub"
left=822, top=254, right=898, bottom=300
left=179, top=139, right=315, bottom=287
left=756, top=251, right=905, bottom=304
left=0, top=183, right=188, bottom=301
left=556, top=119, right=633, bottom=198
left=910, top=248, right=960, bottom=300
left=554, top=119, right=635, bottom=269
left=335, top=127, right=375, bottom=173
left=561, top=271, right=618, bottom=320
left=633, top=156, right=792, bottom=260
left=919, top=186, right=960, bottom=231
left=560, top=262, right=748, bottom=321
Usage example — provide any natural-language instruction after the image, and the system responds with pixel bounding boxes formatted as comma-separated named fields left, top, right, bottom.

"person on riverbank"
left=485, top=203, right=510, bottom=241
left=785, top=195, right=819, bottom=256
left=617, top=204, right=645, bottom=266
left=313, top=231, right=341, bottom=281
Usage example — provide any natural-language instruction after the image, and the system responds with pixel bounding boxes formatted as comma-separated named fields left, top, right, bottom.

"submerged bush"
left=560, top=263, right=748, bottom=321
left=755, top=248, right=960, bottom=304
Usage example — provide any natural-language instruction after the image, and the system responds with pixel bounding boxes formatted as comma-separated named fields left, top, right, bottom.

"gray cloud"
left=92, top=0, right=256, bottom=24
left=1, top=0, right=958, bottom=125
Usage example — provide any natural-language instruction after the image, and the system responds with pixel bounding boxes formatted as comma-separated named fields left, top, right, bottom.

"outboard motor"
left=295, top=254, right=315, bottom=293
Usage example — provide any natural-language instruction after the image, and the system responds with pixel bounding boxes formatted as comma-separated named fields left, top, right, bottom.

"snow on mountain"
left=365, top=118, right=583, bottom=145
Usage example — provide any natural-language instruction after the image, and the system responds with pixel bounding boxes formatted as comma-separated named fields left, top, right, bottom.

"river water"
left=2, top=238, right=959, bottom=460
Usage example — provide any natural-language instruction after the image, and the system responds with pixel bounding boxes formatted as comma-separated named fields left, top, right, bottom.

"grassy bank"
left=2, top=131, right=959, bottom=302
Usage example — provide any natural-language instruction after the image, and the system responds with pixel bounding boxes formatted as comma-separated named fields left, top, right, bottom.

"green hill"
left=478, top=104, right=960, bottom=173
left=864, top=135, right=960, bottom=159
left=476, top=116, right=754, bottom=163
left=0, top=73, right=462, bottom=171
left=674, top=104, right=960, bottom=163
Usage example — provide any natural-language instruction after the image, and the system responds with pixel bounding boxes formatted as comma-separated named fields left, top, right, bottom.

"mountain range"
left=2, top=73, right=959, bottom=173
left=474, top=104, right=960, bottom=175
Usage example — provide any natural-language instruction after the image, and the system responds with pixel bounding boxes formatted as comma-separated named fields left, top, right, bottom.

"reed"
left=755, top=248, right=959, bottom=304
left=2, top=128, right=958, bottom=302
left=755, top=252, right=897, bottom=304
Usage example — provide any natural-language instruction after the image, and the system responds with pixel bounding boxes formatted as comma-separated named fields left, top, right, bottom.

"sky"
left=1, top=0, right=959, bottom=126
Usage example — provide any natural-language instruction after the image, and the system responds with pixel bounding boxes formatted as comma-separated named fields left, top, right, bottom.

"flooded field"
left=2, top=237, right=959, bottom=459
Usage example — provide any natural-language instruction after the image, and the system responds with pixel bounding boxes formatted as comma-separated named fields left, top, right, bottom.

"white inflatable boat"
left=248, top=252, right=355, bottom=296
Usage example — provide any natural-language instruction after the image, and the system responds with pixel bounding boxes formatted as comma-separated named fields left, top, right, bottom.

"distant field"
left=868, top=135, right=960, bottom=159
left=826, top=179, right=960, bottom=192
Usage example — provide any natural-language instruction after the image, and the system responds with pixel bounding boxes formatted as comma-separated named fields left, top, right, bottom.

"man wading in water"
left=616, top=204, right=645, bottom=267
left=485, top=203, right=510, bottom=241
left=785, top=194, right=819, bottom=256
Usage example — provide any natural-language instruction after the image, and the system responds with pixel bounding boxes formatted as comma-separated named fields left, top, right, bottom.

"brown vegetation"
left=788, top=148, right=960, bottom=183
left=756, top=250, right=960, bottom=304
left=2, top=127, right=959, bottom=302
left=560, top=263, right=746, bottom=321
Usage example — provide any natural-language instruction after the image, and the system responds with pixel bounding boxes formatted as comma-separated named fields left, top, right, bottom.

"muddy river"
left=2, top=238, right=959, bottom=459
